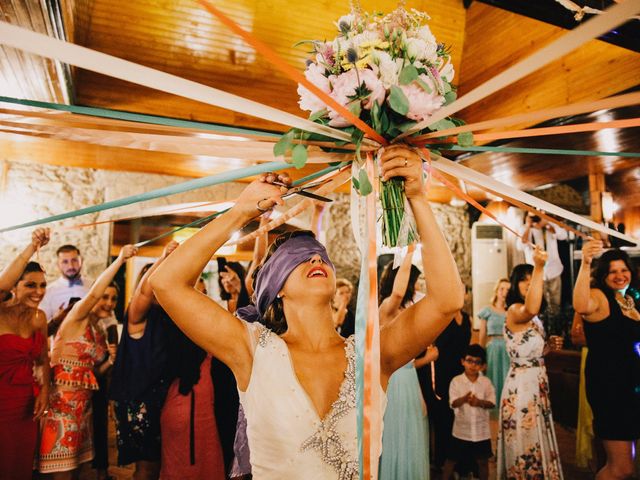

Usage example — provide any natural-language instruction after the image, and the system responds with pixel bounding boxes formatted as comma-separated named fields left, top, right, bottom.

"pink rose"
left=297, top=63, right=331, bottom=113
left=398, top=74, right=444, bottom=122
left=327, top=68, right=385, bottom=127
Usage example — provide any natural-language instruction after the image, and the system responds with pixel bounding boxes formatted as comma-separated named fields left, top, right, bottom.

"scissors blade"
left=294, top=190, right=333, bottom=202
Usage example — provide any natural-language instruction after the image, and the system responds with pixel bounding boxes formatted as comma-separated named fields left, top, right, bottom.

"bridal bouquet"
left=275, top=6, right=470, bottom=246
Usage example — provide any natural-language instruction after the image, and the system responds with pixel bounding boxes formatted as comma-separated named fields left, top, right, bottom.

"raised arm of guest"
left=127, top=241, right=178, bottom=336
left=414, top=345, right=439, bottom=369
left=379, top=244, right=416, bottom=325
left=0, top=228, right=50, bottom=297
left=573, top=240, right=606, bottom=319
left=507, top=248, right=547, bottom=327
left=379, top=146, right=464, bottom=379
left=150, top=174, right=290, bottom=389
left=64, top=245, right=137, bottom=324
left=245, top=214, right=270, bottom=297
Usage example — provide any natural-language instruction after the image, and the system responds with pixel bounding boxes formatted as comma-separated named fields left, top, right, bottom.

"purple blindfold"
left=235, top=235, right=334, bottom=323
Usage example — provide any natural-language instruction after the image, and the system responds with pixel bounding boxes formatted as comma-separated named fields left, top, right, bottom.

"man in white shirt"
left=40, top=244, right=89, bottom=320
left=442, top=344, right=495, bottom=480
left=518, top=212, right=567, bottom=311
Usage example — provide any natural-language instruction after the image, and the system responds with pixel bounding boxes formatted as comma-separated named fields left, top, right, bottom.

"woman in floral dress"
left=497, top=248, right=563, bottom=480
left=38, top=245, right=136, bottom=478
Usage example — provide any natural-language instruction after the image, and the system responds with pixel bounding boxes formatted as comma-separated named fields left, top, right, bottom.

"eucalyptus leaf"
left=429, top=119, right=455, bottom=131
left=457, top=131, right=474, bottom=147
left=358, top=169, right=373, bottom=196
left=273, top=134, right=292, bottom=157
left=443, top=82, right=452, bottom=94
left=352, top=175, right=360, bottom=191
left=398, top=65, right=419, bottom=85
left=388, top=85, right=409, bottom=116
left=291, top=144, right=308, bottom=169
left=444, top=90, right=457, bottom=105
left=308, top=109, right=328, bottom=122
left=371, top=101, right=381, bottom=132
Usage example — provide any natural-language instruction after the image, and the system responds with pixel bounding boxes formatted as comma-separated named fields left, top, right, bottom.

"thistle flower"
left=346, top=47, right=359, bottom=64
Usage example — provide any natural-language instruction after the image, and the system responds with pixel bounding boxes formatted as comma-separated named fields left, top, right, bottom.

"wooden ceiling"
left=0, top=0, right=638, bottom=225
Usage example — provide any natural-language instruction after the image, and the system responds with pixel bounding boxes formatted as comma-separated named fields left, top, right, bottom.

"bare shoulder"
left=33, top=309, right=47, bottom=329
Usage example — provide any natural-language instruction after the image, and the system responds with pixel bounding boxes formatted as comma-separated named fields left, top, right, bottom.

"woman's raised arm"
left=380, top=146, right=464, bottom=376
left=127, top=241, right=179, bottom=334
left=509, top=248, right=547, bottom=325
left=66, top=245, right=137, bottom=322
left=573, top=240, right=606, bottom=320
left=150, top=174, right=289, bottom=376
left=379, top=244, right=415, bottom=325
left=0, top=228, right=49, bottom=296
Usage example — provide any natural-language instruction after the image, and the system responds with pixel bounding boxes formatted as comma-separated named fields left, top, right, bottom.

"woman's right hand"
left=232, top=172, right=291, bottom=219
left=581, top=240, right=603, bottom=266
left=161, top=240, right=179, bottom=259
left=31, top=228, right=50, bottom=249
left=117, top=244, right=138, bottom=262
left=532, top=247, right=548, bottom=268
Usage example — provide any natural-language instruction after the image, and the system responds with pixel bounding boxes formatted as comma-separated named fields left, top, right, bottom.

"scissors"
left=274, top=179, right=333, bottom=203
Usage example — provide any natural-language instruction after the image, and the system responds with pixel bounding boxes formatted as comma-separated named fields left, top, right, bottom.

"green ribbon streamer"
left=0, top=96, right=280, bottom=138
left=0, top=161, right=290, bottom=233
left=134, top=209, right=228, bottom=247
left=440, top=144, right=640, bottom=157
left=130, top=162, right=348, bottom=247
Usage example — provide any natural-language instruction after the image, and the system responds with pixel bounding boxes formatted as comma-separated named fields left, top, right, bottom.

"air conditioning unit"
left=471, top=223, right=508, bottom=328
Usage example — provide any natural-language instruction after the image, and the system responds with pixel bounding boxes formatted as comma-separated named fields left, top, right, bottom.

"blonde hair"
left=490, top=278, right=510, bottom=306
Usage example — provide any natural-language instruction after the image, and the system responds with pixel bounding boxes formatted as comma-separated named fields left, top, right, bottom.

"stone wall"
left=0, top=161, right=471, bottom=296
left=0, top=160, right=245, bottom=282
left=324, top=193, right=471, bottom=294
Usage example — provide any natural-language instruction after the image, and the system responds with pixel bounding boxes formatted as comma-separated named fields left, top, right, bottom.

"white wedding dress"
left=239, top=321, right=385, bottom=480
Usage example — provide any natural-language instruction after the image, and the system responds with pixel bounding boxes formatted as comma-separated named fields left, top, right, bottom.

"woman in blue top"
left=477, top=278, right=510, bottom=410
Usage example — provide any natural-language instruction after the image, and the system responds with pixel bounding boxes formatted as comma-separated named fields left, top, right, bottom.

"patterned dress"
left=496, top=318, right=563, bottom=480
left=37, top=322, right=108, bottom=473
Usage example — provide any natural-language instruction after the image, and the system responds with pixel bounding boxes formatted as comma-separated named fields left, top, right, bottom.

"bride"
left=151, top=145, right=464, bottom=479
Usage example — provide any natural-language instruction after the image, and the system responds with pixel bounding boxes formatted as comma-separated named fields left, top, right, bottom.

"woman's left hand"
left=379, top=145, right=425, bottom=199
left=33, top=388, right=49, bottom=420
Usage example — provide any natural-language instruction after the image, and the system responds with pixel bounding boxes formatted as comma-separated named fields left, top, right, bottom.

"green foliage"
left=358, top=168, right=373, bottom=196
left=291, top=144, right=308, bottom=168
left=388, top=85, right=409, bottom=116
left=457, top=131, right=474, bottom=147
left=398, top=65, right=419, bottom=85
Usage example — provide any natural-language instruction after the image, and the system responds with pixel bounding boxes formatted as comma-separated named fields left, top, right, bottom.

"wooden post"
left=589, top=173, right=605, bottom=240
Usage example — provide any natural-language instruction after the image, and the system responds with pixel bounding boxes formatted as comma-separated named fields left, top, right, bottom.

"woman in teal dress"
left=477, top=278, right=510, bottom=410
left=378, top=246, right=431, bottom=480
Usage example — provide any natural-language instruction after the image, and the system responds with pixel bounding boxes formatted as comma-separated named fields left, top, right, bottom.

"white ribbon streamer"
left=398, top=0, right=640, bottom=139
left=430, top=154, right=638, bottom=246
left=0, top=22, right=378, bottom=147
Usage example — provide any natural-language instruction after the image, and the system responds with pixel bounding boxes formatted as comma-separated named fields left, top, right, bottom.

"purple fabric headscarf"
left=235, top=235, right=334, bottom=323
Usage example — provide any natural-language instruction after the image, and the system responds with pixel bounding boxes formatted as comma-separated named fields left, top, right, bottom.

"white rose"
left=416, top=26, right=436, bottom=45
left=370, top=50, right=399, bottom=88
left=405, top=38, right=435, bottom=62
left=439, top=59, right=455, bottom=83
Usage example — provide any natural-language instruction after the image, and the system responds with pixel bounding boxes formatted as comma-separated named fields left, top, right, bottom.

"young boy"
left=442, top=344, right=496, bottom=480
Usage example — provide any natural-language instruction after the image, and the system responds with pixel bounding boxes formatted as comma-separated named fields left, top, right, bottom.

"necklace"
left=616, top=295, right=635, bottom=311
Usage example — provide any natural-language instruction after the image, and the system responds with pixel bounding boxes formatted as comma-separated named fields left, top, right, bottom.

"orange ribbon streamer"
left=197, top=0, right=387, bottom=147
left=414, top=117, right=640, bottom=145
left=363, top=152, right=382, bottom=480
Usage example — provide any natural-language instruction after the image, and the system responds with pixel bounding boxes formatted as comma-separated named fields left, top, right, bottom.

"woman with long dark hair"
left=110, top=241, right=179, bottom=479
left=150, top=145, right=464, bottom=479
left=573, top=241, right=639, bottom=480
left=496, top=251, right=563, bottom=479
left=0, top=229, right=51, bottom=479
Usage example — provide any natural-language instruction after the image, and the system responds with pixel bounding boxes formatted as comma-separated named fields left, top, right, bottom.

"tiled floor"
left=73, top=411, right=596, bottom=480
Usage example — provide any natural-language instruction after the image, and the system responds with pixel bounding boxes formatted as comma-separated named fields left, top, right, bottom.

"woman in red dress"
left=0, top=228, right=51, bottom=480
